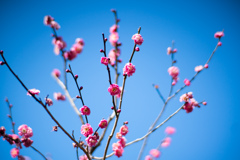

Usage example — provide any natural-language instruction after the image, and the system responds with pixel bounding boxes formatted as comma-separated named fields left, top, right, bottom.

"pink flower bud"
left=132, top=33, right=144, bottom=45
left=100, top=49, right=104, bottom=52
left=27, top=89, right=40, bottom=96
left=52, top=69, right=61, bottom=78
left=150, top=149, right=160, bottom=158
left=74, top=74, right=78, bottom=79
left=204, top=64, right=209, bottom=68
left=172, top=48, right=177, bottom=53
left=184, top=79, right=191, bottom=86
left=54, top=92, right=65, bottom=101
left=0, top=126, right=6, bottom=137
left=80, top=86, right=83, bottom=90
left=111, top=106, right=114, bottom=110
left=202, top=101, right=207, bottom=105
left=135, top=47, right=140, bottom=51
left=0, top=61, right=5, bottom=65
left=117, top=109, right=121, bottom=113
left=217, top=41, right=222, bottom=46
left=0, top=50, right=3, bottom=55
left=165, top=126, right=176, bottom=135
left=66, top=69, right=71, bottom=72
left=52, top=126, right=58, bottom=132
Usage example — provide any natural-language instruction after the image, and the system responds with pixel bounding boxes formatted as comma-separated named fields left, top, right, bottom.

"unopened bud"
left=111, top=106, right=114, bottom=110
left=100, top=49, right=104, bottom=53
left=0, top=61, right=5, bottom=65
left=0, top=50, right=3, bottom=55
left=74, top=74, right=78, bottom=79
left=111, top=9, right=116, bottom=13
left=76, top=95, right=81, bottom=99
left=79, top=86, right=83, bottom=90
left=117, top=109, right=121, bottom=113
left=104, top=38, right=108, bottom=42
left=202, top=102, right=207, bottom=105
left=66, top=69, right=71, bottom=73
left=53, top=126, right=58, bottom=132
left=135, top=47, right=140, bottom=52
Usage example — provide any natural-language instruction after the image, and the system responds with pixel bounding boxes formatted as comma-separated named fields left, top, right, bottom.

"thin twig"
left=31, top=146, right=48, bottom=160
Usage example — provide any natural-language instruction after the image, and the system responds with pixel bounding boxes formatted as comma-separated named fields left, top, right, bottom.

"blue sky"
left=0, top=0, right=240, bottom=159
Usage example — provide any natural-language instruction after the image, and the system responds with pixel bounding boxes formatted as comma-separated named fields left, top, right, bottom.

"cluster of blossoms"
left=214, top=31, right=224, bottom=46
left=145, top=127, right=176, bottom=160
left=0, top=125, right=33, bottom=158
left=44, top=15, right=84, bottom=60
left=179, top=92, right=206, bottom=113
left=168, top=66, right=179, bottom=85
left=112, top=123, right=129, bottom=157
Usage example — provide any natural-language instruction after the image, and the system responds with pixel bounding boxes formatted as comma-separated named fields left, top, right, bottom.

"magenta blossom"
left=214, top=31, right=224, bottom=38
left=123, top=63, right=136, bottom=77
left=100, top=57, right=109, bottom=66
left=52, top=69, right=61, bottom=78
left=22, top=138, right=33, bottom=148
left=79, top=155, right=88, bottom=160
left=120, top=125, right=128, bottom=136
left=10, top=148, right=19, bottom=158
left=98, top=119, right=108, bottom=129
left=184, top=79, right=191, bottom=86
left=108, top=84, right=121, bottom=96
left=132, top=33, right=144, bottom=45
left=112, top=142, right=124, bottom=158
left=150, top=149, right=160, bottom=158
left=168, top=66, right=179, bottom=78
left=54, top=92, right=65, bottom=101
left=86, top=135, right=98, bottom=147
left=81, top=123, right=93, bottom=137
left=45, top=98, right=53, bottom=106
left=80, top=106, right=91, bottom=116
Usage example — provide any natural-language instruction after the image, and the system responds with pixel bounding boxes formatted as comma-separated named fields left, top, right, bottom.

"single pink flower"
left=150, top=149, right=160, bottom=158
left=116, top=132, right=122, bottom=139
left=123, top=63, right=136, bottom=77
left=118, top=137, right=127, bottom=148
left=50, top=21, right=60, bottom=30
left=18, top=124, right=33, bottom=138
left=71, top=43, right=83, bottom=54
left=120, top=125, right=128, bottom=136
left=79, top=155, right=88, bottom=160
left=10, top=148, right=19, bottom=158
left=112, top=142, right=124, bottom=158
left=109, top=32, right=119, bottom=46
left=108, top=84, right=121, bottom=96
left=43, top=15, right=54, bottom=25
left=80, top=106, right=91, bottom=116
left=184, top=79, right=191, bottom=86
left=52, top=69, right=61, bottom=78
left=64, top=50, right=77, bottom=61
left=27, top=89, right=40, bottom=96
left=183, top=102, right=194, bottom=113
left=81, top=123, right=93, bottom=137
left=86, top=135, right=98, bottom=147
left=168, top=66, right=179, bottom=78
left=132, top=33, right=144, bottom=45
left=145, top=155, right=153, bottom=160
left=195, top=65, right=203, bottom=72
left=98, top=119, right=108, bottom=129
left=100, top=57, right=109, bottom=66
left=108, top=49, right=120, bottom=65
left=110, top=24, right=118, bottom=33
left=161, top=137, right=171, bottom=148
left=75, top=38, right=85, bottom=46
left=165, top=126, right=176, bottom=135
left=54, top=92, right=66, bottom=101
left=214, top=31, right=224, bottom=38
left=45, top=98, right=53, bottom=106
left=22, top=138, right=33, bottom=147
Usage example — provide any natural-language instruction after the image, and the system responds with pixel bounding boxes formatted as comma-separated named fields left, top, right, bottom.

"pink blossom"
left=179, top=92, right=193, bottom=102
left=18, top=124, right=33, bottom=138
left=123, top=63, right=136, bottom=77
left=43, top=15, right=54, bottom=25
left=27, top=89, right=40, bottom=96
left=75, top=38, right=85, bottom=46
left=132, top=33, right=144, bottom=45
left=86, top=135, right=98, bottom=147
left=116, top=132, right=122, bottom=139
left=150, top=149, right=160, bottom=158
left=100, top=57, right=109, bottom=66
left=108, top=84, right=121, bottom=96
left=195, top=65, right=204, bottom=72
left=81, top=123, right=93, bottom=137
left=64, top=50, right=77, bottom=61
left=71, top=43, right=83, bottom=54
left=218, top=41, right=222, bottom=46
left=214, top=31, right=224, bottom=38
left=52, top=69, right=61, bottom=78
left=110, top=24, right=118, bottom=33
left=168, top=66, right=179, bottom=78
left=98, top=119, right=108, bottom=129
left=45, top=98, right=53, bottom=106
left=203, top=101, right=207, bottom=105
left=116, top=87, right=122, bottom=98
left=118, top=137, right=127, bottom=148
left=145, top=155, right=153, bottom=160
left=112, top=142, right=124, bottom=158
left=120, top=125, right=128, bottom=136
left=161, top=137, right=171, bottom=148
left=22, top=138, right=33, bottom=147
left=54, top=92, right=66, bottom=101
left=108, top=49, right=120, bottom=65
left=79, top=155, right=88, bottom=160
left=172, top=48, right=177, bottom=53
left=190, top=98, right=199, bottom=107
left=204, top=64, right=209, bottom=68
left=10, top=148, right=19, bottom=158
left=165, top=126, right=176, bottom=135
left=135, top=47, right=140, bottom=52
left=167, top=47, right=172, bottom=55
left=109, top=32, right=119, bottom=46
left=184, top=79, right=191, bottom=86
left=50, top=21, right=60, bottom=30
left=80, top=106, right=91, bottom=116
left=183, top=102, right=194, bottom=113
left=54, top=45, right=60, bottom=55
